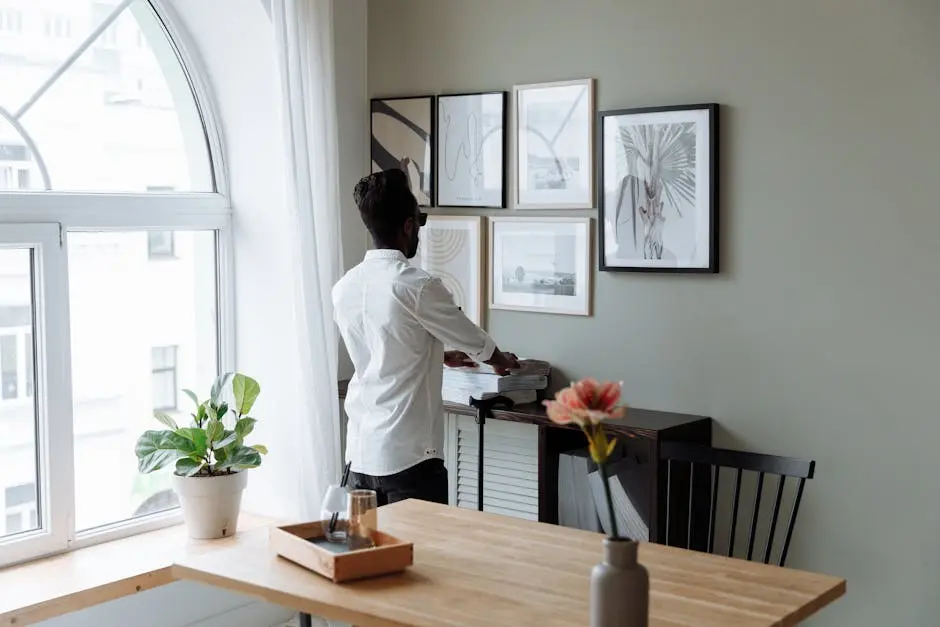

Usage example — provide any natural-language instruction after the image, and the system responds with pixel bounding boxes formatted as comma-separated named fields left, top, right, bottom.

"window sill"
left=0, top=511, right=277, bottom=627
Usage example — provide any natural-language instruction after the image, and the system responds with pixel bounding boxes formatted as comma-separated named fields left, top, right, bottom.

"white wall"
left=32, top=0, right=369, bottom=625
left=367, top=1, right=940, bottom=625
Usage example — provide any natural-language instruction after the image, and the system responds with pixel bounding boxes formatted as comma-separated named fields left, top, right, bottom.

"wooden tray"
left=270, top=521, right=414, bottom=583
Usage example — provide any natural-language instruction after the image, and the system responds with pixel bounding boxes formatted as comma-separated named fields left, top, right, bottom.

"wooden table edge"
left=0, top=567, right=175, bottom=627
left=787, top=577, right=846, bottom=625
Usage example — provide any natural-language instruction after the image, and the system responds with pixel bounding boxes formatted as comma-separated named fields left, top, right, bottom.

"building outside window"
left=0, top=9, right=23, bottom=34
left=0, top=0, right=229, bottom=567
left=151, top=346, right=177, bottom=411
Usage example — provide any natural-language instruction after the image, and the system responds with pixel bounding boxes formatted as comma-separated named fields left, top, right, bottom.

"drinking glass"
left=320, top=484, right=349, bottom=543
left=347, top=489, right=378, bottom=550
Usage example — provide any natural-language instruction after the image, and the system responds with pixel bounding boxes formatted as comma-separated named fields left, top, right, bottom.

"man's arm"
left=415, top=277, right=518, bottom=373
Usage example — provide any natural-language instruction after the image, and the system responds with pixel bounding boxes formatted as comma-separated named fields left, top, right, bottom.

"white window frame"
left=0, top=224, right=74, bottom=565
left=0, top=0, right=235, bottom=566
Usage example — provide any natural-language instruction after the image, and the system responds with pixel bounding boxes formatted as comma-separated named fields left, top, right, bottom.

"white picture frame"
left=436, top=92, right=507, bottom=208
left=412, top=215, right=485, bottom=325
left=489, top=217, right=592, bottom=316
left=512, top=78, right=595, bottom=209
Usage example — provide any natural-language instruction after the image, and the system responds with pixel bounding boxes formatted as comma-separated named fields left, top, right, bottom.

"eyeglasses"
left=418, top=212, right=428, bottom=227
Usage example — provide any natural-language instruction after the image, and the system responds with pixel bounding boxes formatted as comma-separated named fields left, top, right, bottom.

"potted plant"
left=544, top=378, right=649, bottom=627
left=134, top=372, right=267, bottom=539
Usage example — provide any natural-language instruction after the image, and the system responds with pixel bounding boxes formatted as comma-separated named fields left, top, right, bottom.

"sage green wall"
left=367, top=0, right=940, bottom=624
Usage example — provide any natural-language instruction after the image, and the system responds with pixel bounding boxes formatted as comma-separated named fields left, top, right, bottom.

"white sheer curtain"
left=266, top=0, right=344, bottom=521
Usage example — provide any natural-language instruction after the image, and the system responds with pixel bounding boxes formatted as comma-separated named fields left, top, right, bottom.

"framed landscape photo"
left=436, top=91, right=507, bottom=208
left=489, top=217, right=592, bottom=316
left=412, top=216, right=484, bottom=325
left=371, top=95, right=435, bottom=206
left=513, top=79, right=595, bottom=209
left=598, top=103, right=718, bottom=273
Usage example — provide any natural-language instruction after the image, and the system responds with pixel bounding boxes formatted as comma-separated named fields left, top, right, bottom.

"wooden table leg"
left=299, top=612, right=313, bottom=627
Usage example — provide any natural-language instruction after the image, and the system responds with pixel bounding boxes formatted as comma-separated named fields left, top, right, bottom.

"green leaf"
left=232, top=374, right=260, bottom=416
left=217, top=402, right=229, bottom=421
left=235, top=417, right=256, bottom=439
left=215, top=444, right=229, bottom=465
left=182, top=389, right=200, bottom=408
left=216, top=445, right=262, bottom=470
left=175, top=457, right=205, bottom=477
left=211, top=372, right=233, bottom=404
left=213, top=429, right=238, bottom=450
left=153, top=411, right=178, bottom=431
left=195, top=403, right=207, bottom=427
left=206, top=403, right=219, bottom=422
left=175, top=428, right=208, bottom=457
left=251, top=444, right=268, bottom=455
left=135, top=430, right=185, bottom=473
left=206, top=419, right=224, bottom=445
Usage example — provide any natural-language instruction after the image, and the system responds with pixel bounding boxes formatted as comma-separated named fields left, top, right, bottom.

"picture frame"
left=598, top=103, right=719, bottom=273
left=512, top=79, right=595, bottom=210
left=436, top=91, right=507, bottom=208
left=412, top=215, right=485, bottom=325
left=489, top=217, right=592, bottom=317
left=371, top=95, right=436, bottom=206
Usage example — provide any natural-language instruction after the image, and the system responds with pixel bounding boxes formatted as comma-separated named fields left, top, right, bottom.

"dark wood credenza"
left=337, top=380, right=711, bottom=547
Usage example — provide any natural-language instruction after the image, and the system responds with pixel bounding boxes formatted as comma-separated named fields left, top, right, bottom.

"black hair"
left=353, top=169, right=418, bottom=245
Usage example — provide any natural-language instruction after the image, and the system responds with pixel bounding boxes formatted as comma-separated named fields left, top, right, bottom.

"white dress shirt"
left=332, top=249, right=497, bottom=476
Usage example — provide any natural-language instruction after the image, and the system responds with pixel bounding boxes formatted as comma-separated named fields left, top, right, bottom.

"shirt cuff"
left=471, top=334, right=497, bottom=364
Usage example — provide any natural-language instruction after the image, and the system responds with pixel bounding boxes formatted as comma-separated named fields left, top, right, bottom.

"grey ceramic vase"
left=590, top=537, right=649, bottom=627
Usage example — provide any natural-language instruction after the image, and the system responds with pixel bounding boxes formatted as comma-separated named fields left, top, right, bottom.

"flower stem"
left=599, top=461, right=620, bottom=539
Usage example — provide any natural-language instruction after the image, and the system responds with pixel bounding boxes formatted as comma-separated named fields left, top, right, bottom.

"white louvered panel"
left=452, top=414, right=539, bottom=521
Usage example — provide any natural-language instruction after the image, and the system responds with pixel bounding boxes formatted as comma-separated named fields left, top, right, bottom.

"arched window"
left=0, top=0, right=230, bottom=566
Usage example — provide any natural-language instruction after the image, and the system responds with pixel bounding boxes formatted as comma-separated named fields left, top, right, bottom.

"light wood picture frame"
left=489, top=216, right=592, bottom=316
left=412, top=215, right=485, bottom=324
left=512, top=78, right=596, bottom=209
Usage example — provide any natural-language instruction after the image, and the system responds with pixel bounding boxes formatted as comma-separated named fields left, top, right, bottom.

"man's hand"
left=484, top=350, right=520, bottom=376
left=444, top=350, right=476, bottom=368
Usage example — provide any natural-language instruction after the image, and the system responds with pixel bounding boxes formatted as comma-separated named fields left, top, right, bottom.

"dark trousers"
left=348, top=458, right=448, bottom=507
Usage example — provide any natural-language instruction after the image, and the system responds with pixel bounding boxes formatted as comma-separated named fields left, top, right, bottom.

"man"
left=332, top=168, right=519, bottom=506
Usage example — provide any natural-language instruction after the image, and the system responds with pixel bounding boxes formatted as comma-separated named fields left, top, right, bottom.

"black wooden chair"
left=659, top=442, right=815, bottom=567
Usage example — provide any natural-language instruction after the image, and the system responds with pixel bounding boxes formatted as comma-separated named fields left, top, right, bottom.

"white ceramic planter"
left=172, top=471, right=248, bottom=539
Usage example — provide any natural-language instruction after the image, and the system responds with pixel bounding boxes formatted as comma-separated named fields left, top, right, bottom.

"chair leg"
left=299, top=612, right=313, bottom=627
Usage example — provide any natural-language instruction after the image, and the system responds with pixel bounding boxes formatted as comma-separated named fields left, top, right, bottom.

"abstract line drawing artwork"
left=371, top=96, right=435, bottom=206
left=513, top=79, right=595, bottom=209
left=598, top=104, right=718, bottom=273
left=437, top=92, right=507, bottom=208
left=411, top=216, right=484, bottom=325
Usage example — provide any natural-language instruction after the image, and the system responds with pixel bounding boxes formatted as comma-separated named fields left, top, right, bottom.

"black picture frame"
left=435, top=91, right=508, bottom=209
left=597, top=103, right=719, bottom=274
left=370, top=95, right=436, bottom=207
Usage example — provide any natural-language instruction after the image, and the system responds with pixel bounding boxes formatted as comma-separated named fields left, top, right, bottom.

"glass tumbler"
left=320, top=484, right=349, bottom=543
left=347, top=489, right=378, bottom=550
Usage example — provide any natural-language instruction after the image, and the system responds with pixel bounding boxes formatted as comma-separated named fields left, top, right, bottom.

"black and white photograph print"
left=371, top=96, right=435, bottom=206
left=489, top=217, right=592, bottom=316
left=513, top=79, right=595, bottom=209
left=437, top=92, right=507, bottom=208
left=598, top=103, right=718, bottom=273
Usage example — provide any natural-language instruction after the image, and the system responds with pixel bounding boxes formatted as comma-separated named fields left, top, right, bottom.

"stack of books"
left=441, top=359, right=550, bottom=406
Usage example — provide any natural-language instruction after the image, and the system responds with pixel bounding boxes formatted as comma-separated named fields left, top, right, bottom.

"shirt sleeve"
left=414, top=276, right=496, bottom=362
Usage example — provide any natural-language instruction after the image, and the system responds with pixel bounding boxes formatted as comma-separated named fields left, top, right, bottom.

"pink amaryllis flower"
left=544, top=378, right=626, bottom=426
left=543, top=377, right=629, bottom=539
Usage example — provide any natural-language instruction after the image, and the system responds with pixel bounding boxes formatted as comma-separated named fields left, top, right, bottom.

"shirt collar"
left=365, top=248, right=407, bottom=262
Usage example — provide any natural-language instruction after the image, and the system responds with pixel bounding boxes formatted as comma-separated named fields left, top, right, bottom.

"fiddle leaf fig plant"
left=135, top=372, right=268, bottom=477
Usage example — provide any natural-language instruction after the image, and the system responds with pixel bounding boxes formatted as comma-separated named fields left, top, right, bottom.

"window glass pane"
left=0, top=0, right=213, bottom=192
left=0, top=249, right=39, bottom=539
left=68, top=231, right=218, bottom=531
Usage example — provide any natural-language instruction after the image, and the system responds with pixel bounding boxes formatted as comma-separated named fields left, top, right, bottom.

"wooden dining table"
left=171, top=499, right=845, bottom=626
